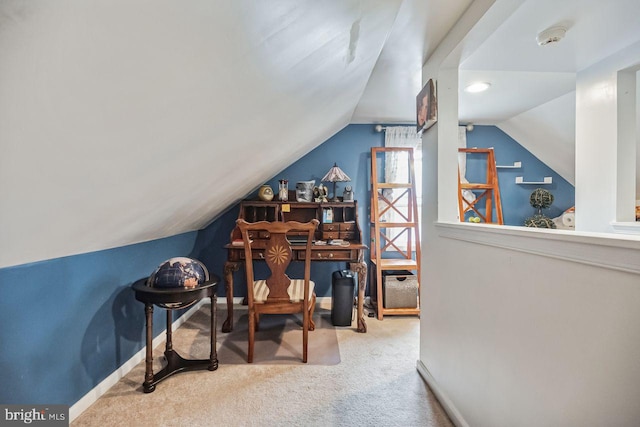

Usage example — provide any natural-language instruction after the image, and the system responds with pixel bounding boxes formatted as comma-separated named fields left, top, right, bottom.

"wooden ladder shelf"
left=370, top=147, right=421, bottom=320
left=458, top=147, right=504, bottom=224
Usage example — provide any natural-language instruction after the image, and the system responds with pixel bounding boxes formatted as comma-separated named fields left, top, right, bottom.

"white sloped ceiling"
left=0, top=0, right=405, bottom=267
left=498, top=92, right=577, bottom=185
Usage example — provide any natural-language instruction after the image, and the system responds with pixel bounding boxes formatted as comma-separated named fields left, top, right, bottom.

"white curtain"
left=384, top=126, right=422, bottom=183
left=382, top=126, right=422, bottom=248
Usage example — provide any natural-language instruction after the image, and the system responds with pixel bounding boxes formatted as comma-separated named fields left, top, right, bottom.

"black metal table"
left=132, top=277, right=219, bottom=393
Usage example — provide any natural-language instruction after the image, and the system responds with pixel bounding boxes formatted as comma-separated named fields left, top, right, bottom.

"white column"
left=437, top=68, right=462, bottom=222
left=616, top=69, right=637, bottom=222
left=575, top=41, right=640, bottom=232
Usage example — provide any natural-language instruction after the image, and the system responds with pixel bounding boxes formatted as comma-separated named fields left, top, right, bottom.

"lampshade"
left=321, top=163, right=351, bottom=183
left=322, top=163, right=351, bottom=201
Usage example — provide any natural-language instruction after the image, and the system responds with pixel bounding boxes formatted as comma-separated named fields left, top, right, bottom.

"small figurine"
left=313, top=184, right=329, bottom=202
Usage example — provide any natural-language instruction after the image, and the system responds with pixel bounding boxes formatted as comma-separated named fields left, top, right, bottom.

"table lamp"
left=321, top=163, right=351, bottom=202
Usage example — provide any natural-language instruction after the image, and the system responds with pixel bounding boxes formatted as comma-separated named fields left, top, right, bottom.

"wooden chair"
left=236, top=218, right=319, bottom=363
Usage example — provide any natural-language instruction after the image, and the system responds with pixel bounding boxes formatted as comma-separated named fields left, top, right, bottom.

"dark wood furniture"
left=224, top=200, right=368, bottom=333
left=132, top=277, right=219, bottom=393
left=237, top=219, right=318, bottom=362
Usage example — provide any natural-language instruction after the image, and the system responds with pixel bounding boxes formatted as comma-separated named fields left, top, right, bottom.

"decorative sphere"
left=258, top=185, right=274, bottom=201
left=529, top=188, right=554, bottom=209
left=524, top=214, right=556, bottom=229
left=147, top=257, right=209, bottom=289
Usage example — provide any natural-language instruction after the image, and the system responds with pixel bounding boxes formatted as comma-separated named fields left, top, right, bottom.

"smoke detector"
left=536, top=26, right=567, bottom=46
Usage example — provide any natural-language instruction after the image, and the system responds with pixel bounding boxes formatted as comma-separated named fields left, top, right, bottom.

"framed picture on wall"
left=416, top=78, right=437, bottom=133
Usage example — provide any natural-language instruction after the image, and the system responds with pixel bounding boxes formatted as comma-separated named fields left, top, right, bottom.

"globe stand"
left=132, top=278, right=219, bottom=393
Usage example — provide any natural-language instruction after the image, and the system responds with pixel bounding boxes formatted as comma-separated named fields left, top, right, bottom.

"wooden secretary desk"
left=223, top=199, right=368, bottom=333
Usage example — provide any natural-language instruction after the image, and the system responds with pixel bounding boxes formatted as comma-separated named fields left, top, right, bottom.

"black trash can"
left=331, top=270, right=355, bottom=326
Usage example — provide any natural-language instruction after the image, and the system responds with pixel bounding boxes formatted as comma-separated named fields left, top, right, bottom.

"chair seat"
left=253, top=279, right=315, bottom=303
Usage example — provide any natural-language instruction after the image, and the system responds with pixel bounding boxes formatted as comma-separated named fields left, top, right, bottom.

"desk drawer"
left=322, top=231, right=340, bottom=240
left=340, top=222, right=356, bottom=231
left=323, top=223, right=339, bottom=232
left=323, top=222, right=355, bottom=232
left=339, top=231, right=355, bottom=240
left=299, top=250, right=354, bottom=261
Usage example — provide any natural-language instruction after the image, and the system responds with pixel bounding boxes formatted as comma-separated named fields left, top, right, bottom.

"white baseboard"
left=69, top=299, right=207, bottom=422
left=416, top=360, right=469, bottom=427
left=316, top=296, right=332, bottom=310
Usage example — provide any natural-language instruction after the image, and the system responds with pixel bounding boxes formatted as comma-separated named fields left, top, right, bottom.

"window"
left=384, top=126, right=422, bottom=250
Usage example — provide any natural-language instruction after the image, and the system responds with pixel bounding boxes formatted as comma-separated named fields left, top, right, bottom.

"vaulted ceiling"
left=2, top=0, right=639, bottom=268
left=0, top=0, right=470, bottom=267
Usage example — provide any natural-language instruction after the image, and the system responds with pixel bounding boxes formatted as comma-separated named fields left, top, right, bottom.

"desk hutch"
left=224, top=199, right=368, bottom=332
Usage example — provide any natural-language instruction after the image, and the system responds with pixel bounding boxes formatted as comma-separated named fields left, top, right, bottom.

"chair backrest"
left=236, top=219, right=319, bottom=304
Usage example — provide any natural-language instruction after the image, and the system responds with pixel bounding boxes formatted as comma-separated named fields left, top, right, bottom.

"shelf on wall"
left=515, top=176, right=552, bottom=185
left=496, top=161, right=522, bottom=169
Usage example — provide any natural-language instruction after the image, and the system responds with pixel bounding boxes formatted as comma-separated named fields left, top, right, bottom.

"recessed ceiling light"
left=464, top=82, right=491, bottom=93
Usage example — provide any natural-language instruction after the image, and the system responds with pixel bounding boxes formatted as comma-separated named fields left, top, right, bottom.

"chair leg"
left=302, top=310, right=308, bottom=363
left=254, top=313, right=260, bottom=332
left=308, top=294, right=316, bottom=331
left=248, top=308, right=255, bottom=363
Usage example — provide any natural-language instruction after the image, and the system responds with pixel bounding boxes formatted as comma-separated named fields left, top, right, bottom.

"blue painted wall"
left=0, top=232, right=202, bottom=406
left=464, top=125, right=574, bottom=225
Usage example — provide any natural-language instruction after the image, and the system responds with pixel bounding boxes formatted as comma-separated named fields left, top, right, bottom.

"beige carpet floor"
left=72, top=304, right=453, bottom=427
left=215, top=310, right=341, bottom=365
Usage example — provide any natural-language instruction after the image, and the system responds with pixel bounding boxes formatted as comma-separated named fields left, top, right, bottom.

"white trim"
left=416, top=360, right=469, bottom=427
left=610, top=221, right=640, bottom=235
left=436, top=221, right=640, bottom=275
left=69, top=299, right=207, bottom=422
left=316, top=296, right=333, bottom=310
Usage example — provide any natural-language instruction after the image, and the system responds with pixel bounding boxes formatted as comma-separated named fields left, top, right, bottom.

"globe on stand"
left=147, top=257, right=210, bottom=308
